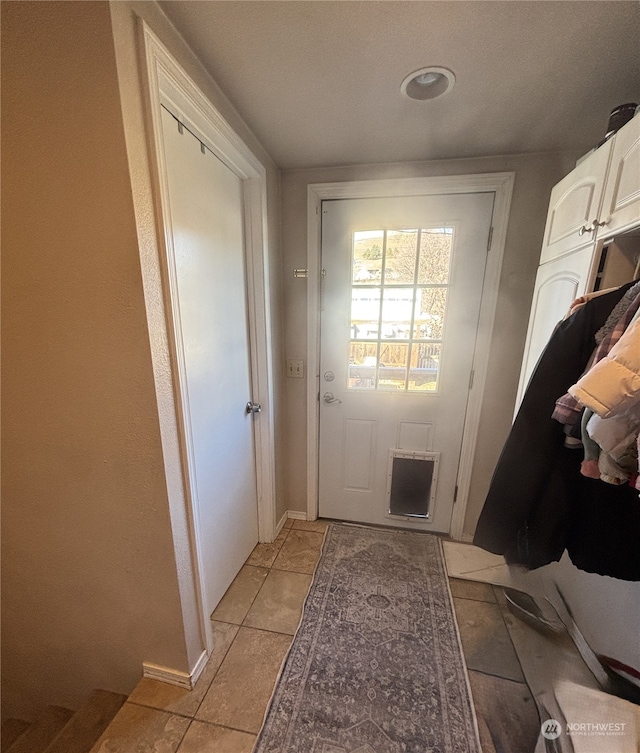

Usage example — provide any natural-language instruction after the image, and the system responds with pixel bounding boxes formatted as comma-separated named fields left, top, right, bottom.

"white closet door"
left=515, top=245, right=595, bottom=411
left=160, top=106, right=259, bottom=619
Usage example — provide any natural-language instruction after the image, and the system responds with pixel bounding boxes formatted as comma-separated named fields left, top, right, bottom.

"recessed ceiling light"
left=401, top=67, right=456, bottom=101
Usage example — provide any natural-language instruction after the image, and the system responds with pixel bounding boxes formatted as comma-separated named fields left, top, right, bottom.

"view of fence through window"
left=349, top=227, right=453, bottom=391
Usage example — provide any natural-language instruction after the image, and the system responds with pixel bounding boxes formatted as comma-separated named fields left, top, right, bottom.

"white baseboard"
left=143, top=650, right=208, bottom=690
left=275, top=510, right=288, bottom=536
left=189, top=650, right=209, bottom=686
left=275, top=510, right=308, bottom=539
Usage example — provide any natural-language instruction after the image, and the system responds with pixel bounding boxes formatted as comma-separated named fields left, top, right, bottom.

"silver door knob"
left=323, top=392, right=342, bottom=405
left=245, top=401, right=262, bottom=414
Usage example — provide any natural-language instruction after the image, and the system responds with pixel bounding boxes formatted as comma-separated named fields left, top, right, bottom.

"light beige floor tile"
left=89, top=702, right=189, bottom=753
left=177, top=720, right=255, bottom=753
left=196, top=627, right=292, bottom=733
left=244, top=569, right=312, bottom=634
left=211, top=565, right=269, bottom=624
left=500, top=606, right=600, bottom=693
left=453, top=597, right=524, bottom=682
left=128, top=621, right=238, bottom=717
left=498, top=606, right=607, bottom=750
left=468, top=670, right=540, bottom=753
left=458, top=563, right=520, bottom=588
left=272, top=529, right=324, bottom=574
left=474, top=713, right=498, bottom=753
left=275, top=526, right=289, bottom=543
left=292, top=519, right=330, bottom=533
left=246, top=540, right=285, bottom=568
left=449, top=577, right=497, bottom=602
left=442, top=541, right=506, bottom=577
left=283, top=517, right=294, bottom=529
left=444, top=541, right=522, bottom=589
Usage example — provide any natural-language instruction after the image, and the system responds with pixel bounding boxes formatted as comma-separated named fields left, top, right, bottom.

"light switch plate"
left=286, top=359, right=304, bottom=378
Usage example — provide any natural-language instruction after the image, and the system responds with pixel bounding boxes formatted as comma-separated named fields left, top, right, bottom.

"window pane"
left=353, top=231, right=384, bottom=285
left=348, top=227, right=453, bottom=392
left=378, top=343, right=409, bottom=390
left=349, top=342, right=378, bottom=390
left=351, top=287, right=381, bottom=339
left=380, top=287, right=413, bottom=340
left=417, top=228, right=453, bottom=284
left=413, top=287, right=447, bottom=340
left=409, top=343, right=441, bottom=391
left=384, top=230, right=418, bottom=284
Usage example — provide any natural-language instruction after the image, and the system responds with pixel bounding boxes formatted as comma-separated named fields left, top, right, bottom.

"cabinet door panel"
left=515, top=245, right=595, bottom=411
left=540, top=139, right=612, bottom=264
left=599, top=115, right=640, bottom=239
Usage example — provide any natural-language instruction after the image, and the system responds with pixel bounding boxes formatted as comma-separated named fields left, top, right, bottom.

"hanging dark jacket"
left=473, top=282, right=640, bottom=581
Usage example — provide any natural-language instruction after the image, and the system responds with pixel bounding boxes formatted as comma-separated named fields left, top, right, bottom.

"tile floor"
left=93, top=522, right=546, bottom=753
left=443, top=541, right=640, bottom=753
left=449, top=577, right=541, bottom=752
left=95, top=518, right=325, bottom=752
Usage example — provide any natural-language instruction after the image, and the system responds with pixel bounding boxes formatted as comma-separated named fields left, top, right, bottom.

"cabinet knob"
left=578, top=218, right=609, bottom=236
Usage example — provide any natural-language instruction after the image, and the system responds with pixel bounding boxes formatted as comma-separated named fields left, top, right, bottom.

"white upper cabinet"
left=539, top=138, right=613, bottom=265
left=516, top=114, right=640, bottom=413
left=599, top=114, right=640, bottom=241
left=516, top=244, right=595, bottom=408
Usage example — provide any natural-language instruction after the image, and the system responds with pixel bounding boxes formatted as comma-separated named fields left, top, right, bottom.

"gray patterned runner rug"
left=254, top=522, right=480, bottom=753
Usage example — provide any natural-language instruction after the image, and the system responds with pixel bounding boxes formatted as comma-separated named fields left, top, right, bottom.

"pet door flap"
left=387, top=450, right=439, bottom=518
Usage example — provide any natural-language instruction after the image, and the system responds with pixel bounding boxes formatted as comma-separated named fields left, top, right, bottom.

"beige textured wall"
left=1, top=1, right=191, bottom=721
left=280, top=152, right=580, bottom=534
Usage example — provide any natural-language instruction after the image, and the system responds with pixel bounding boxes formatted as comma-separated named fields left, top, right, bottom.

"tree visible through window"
left=349, top=228, right=453, bottom=391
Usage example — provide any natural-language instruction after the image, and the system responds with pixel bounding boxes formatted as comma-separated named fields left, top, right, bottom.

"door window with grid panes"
left=349, top=228, right=453, bottom=392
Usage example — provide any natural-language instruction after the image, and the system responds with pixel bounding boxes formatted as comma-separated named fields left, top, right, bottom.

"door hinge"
left=469, top=369, right=475, bottom=390
left=454, top=485, right=459, bottom=503
left=487, top=226, right=494, bottom=251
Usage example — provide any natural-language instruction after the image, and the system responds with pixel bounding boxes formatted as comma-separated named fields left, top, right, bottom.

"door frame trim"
left=139, top=22, right=276, bottom=653
left=307, top=174, right=514, bottom=540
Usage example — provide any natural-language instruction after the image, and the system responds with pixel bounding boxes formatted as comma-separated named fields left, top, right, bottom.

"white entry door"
left=319, top=193, right=494, bottom=533
left=160, top=105, right=259, bottom=619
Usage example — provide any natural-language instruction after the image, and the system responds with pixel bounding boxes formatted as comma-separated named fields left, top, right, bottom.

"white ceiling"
left=159, top=1, right=640, bottom=170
